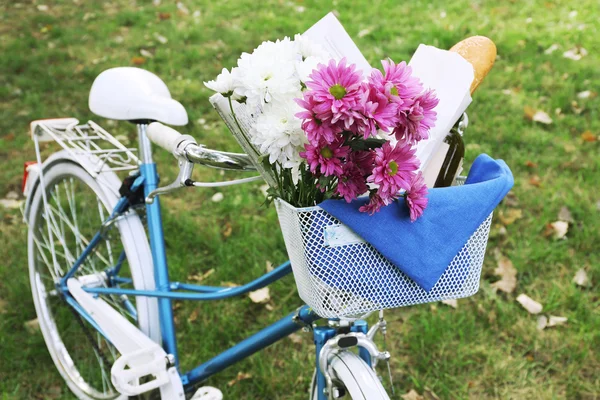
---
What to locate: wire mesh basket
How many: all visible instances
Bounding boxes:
[275,198,492,318]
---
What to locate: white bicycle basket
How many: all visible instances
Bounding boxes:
[275,199,492,318]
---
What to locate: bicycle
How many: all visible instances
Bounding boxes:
[24,67,493,399]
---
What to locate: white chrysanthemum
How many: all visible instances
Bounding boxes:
[204,68,236,94]
[295,56,324,83]
[232,37,308,109]
[294,34,329,60]
[253,37,298,63]
[250,98,307,182]
[235,57,300,109]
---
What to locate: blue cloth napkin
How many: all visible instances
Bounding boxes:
[319,154,514,292]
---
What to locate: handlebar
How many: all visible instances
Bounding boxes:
[147,122,256,172]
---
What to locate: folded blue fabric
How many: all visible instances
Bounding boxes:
[319,154,514,291]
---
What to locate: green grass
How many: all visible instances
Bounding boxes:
[1,0,599,399]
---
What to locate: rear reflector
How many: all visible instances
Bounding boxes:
[22,161,39,195]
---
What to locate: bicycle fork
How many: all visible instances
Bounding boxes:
[314,319,391,400]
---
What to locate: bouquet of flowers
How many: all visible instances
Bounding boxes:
[205,35,438,221]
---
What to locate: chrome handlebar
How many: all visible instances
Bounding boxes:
[144,122,259,203]
[183,143,256,172]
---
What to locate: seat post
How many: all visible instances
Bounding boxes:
[137,123,153,164]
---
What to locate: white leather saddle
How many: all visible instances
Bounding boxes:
[89,67,188,126]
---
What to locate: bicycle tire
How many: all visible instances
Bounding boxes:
[310,351,390,399]
[27,158,159,400]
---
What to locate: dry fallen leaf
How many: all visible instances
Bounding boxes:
[158,12,171,20]
[140,49,154,58]
[227,371,252,386]
[537,315,548,330]
[538,314,568,330]
[220,281,240,287]
[532,110,553,125]
[571,100,584,114]
[549,221,569,239]
[211,192,224,202]
[529,175,542,187]
[544,43,559,54]
[187,308,198,323]
[401,390,424,400]
[357,28,372,38]
[525,106,553,124]
[557,206,574,223]
[573,268,589,287]
[288,333,303,344]
[248,287,270,304]
[516,294,543,314]
[441,299,458,308]
[423,388,441,400]
[491,256,518,293]
[525,160,537,168]
[548,315,568,327]
[0,198,23,209]
[176,2,190,15]
[222,222,233,238]
[265,260,274,273]
[24,318,40,333]
[524,105,536,120]
[153,32,168,44]
[131,56,146,65]
[499,208,523,225]
[188,268,214,283]
[563,47,588,61]
[581,131,597,142]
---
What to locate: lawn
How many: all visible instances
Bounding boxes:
[0,0,599,399]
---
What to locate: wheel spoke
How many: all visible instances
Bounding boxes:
[29,169,143,399]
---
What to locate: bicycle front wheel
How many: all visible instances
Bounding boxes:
[310,351,390,399]
[27,159,159,400]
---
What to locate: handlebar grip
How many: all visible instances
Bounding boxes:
[147,122,186,154]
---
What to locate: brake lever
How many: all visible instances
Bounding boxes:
[145,155,194,204]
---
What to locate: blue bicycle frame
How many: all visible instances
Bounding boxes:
[60,124,370,399]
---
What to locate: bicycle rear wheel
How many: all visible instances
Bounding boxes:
[27,159,158,400]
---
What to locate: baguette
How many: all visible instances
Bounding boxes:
[449,36,497,94]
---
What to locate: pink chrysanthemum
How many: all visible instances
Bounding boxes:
[356,83,399,138]
[367,142,419,197]
[405,171,428,222]
[300,138,350,177]
[335,162,369,202]
[348,150,374,177]
[369,59,423,103]
[359,193,390,215]
[395,89,439,144]
[295,93,340,144]
[305,58,363,127]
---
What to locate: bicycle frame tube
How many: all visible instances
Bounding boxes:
[183,305,319,386]
[138,123,179,365]
[60,197,130,287]
[83,261,292,300]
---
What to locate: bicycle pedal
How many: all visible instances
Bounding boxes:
[111,347,170,396]
[190,386,223,400]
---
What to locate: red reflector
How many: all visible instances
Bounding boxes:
[22,161,38,194]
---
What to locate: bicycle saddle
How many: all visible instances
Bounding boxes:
[89,67,188,126]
